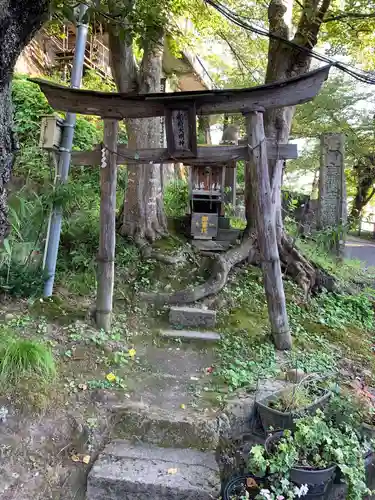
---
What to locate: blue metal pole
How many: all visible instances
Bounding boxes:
[43,4,88,297]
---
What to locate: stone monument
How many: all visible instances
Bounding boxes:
[318,133,347,256]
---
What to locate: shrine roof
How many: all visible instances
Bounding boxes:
[29,65,331,119]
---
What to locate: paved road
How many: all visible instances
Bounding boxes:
[345,236,375,268]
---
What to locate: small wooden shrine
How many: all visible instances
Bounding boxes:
[190,164,226,240]
[32,64,331,347]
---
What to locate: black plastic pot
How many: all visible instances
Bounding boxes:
[303,479,333,500]
[265,432,336,486]
[290,465,337,486]
[256,388,331,432]
[222,474,267,500]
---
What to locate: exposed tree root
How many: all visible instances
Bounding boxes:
[133,236,185,265]
[279,234,337,296]
[140,237,257,305]
[279,234,316,298]
[139,232,338,306]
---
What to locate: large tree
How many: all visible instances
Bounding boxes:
[107,0,194,244]
[0,0,50,244]
[290,76,375,220]
[109,22,167,244]
[145,0,375,299]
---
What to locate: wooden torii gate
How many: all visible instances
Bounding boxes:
[31,64,330,348]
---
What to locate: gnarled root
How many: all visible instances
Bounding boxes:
[140,237,257,305]
[278,234,337,297]
[139,232,337,306]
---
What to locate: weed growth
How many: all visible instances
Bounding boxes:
[164,180,189,217]
[0,338,56,385]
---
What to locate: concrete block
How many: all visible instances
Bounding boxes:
[160,329,221,342]
[87,440,221,500]
[169,306,216,328]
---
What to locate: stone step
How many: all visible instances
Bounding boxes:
[111,402,221,451]
[191,239,232,252]
[169,306,216,328]
[161,329,221,342]
[87,440,221,500]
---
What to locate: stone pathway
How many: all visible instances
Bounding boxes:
[86,309,224,500]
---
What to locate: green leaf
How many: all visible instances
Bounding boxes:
[3,239,11,256]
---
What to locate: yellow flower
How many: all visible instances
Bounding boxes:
[106,372,116,382]
[128,348,136,359]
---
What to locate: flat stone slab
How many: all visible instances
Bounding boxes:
[191,239,231,252]
[169,306,216,328]
[161,329,221,342]
[87,440,221,500]
[111,402,220,451]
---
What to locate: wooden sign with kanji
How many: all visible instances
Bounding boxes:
[165,103,197,158]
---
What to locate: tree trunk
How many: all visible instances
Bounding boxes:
[109,22,167,243]
[349,157,375,223]
[0,0,49,244]
[198,116,212,145]
[244,0,332,295]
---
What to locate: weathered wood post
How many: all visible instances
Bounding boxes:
[96,119,119,331]
[318,133,346,257]
[245,109,292,350]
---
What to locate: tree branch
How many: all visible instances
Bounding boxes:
[292,0,332,49]
[323,11,375,23]
[364,186,375,205]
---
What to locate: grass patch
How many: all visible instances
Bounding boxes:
[0,337,56,385]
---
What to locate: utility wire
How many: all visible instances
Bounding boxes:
[204,0,375,85]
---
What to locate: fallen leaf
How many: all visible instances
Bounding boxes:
[82,455,91,464]
[247,477,258,488]
[167,468,178,475]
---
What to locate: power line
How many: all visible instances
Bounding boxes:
[204,0,375,85]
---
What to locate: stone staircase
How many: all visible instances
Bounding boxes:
[86,306,224,499]
[161,305,221,342]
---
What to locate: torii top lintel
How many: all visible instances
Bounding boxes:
[29,65,331,120]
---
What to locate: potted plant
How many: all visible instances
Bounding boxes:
[222,474,268,500]
[323,388,375,485]
[255,378,331,432]
[248,411,371,500]
[326,383,375,441]
[221,473,310,500]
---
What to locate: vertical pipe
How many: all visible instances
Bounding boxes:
[43,4,89,297]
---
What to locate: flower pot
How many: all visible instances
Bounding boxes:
[303,479,333,500]
[290,465,337,486]
[256,388,331,432]
[222,474,267,500]
[265,432,336,486]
